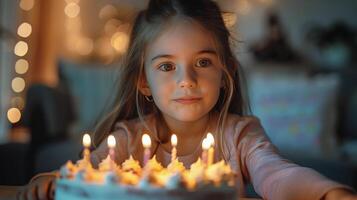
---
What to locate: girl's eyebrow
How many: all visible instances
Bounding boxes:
[150,49,217,62]
[151,54,173,62]
[197,49,217,55]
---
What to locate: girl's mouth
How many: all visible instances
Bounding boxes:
[174,97,202,104]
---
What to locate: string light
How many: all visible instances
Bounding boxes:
[65,2,80,18]
[11,77,26,93]
[17,22,32,38]
[10,0,34,126]
[15,59,29,74]
[7,108,22,124]
[19,0,34,11]
[14,41,29,57]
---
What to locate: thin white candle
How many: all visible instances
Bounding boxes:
[82,133,91,165]
[171,134,177,162]
[107,135,116,170]
[201,138,210,165]
[206,133,215,166]
[142,134,151,166]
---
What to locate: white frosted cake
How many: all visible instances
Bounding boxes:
[55,155,238,200]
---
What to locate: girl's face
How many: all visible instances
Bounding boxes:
[140,20,223,123]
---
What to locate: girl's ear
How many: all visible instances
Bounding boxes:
[138,75,152,96]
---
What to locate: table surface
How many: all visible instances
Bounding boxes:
[0,185,262,200]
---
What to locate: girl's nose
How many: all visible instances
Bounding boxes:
[178,66,197,89]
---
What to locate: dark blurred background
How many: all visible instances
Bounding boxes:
[0,0,356,194]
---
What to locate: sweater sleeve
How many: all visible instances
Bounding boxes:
[90,122,130,168]
[236,117,353,200]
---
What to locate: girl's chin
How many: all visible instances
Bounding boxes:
[164,111,209,122]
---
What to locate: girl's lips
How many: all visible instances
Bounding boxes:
[174,97,202,104]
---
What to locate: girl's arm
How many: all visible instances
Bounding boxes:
[18,171,58,200]
[323,189,356,200]
[235,117,355,200]
[90,123,130,167]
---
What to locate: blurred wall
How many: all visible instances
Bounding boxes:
[235,0,357,62]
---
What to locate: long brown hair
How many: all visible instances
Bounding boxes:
[93,0,250,161]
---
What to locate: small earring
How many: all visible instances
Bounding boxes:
[145,95,154,102]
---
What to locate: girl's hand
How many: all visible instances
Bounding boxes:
[18,173,58,200]
[323,189,357,200]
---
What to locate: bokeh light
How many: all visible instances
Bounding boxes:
[15,59,29,74]
[12,77,26,93]
[65,2,80,18]
[14,41,29,57]
[17,22,32,38]
[19,0,34,11]
[7,108,21,124]
[110,32,129,53]
[99,4,118,20]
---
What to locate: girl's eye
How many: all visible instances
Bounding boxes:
[158,63,175,71]
[196,58,212,67]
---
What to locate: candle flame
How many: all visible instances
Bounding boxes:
[83,133,91,147]
[142,134,151,148]
[171,134,177,147]
[107,135,116,148]
[207,132,214,147]
[202,138,210,150]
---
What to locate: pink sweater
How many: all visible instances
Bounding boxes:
[91,113,350,200]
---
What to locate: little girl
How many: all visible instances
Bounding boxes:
[20,0,356,199]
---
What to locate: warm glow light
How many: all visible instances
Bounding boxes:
[15,59,29,74]
[82,133,91,148]
[142,134,151,148]
[12,77,26,93]
[65,2,80,18]
[75,37,94,55]
[206,133,215,147]
[7,108,21,123]
[11,97,25,110]
[17,22,32,38]
[110,32,129,53]
[202,138,210,150]
[171,134,177,147]
[107,135,116,148]
[99,4,118,20]
[14,41,28,57]
[20,0,34,11]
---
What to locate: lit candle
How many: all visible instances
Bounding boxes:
[207,133,215,166]
[201,138,210,165]
[142,134,151,166]
[82,133,91,165]
[171,134,177,162]
[107,135,116,170]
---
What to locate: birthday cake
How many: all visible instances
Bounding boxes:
[55,134,238,200]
